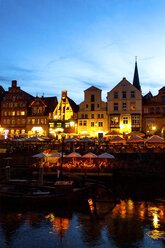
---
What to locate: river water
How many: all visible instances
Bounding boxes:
[0,198,165,248]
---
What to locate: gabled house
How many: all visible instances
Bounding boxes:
[49,91,79,138]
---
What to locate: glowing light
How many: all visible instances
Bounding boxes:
[4,129,9,139]
[152,126,156,130]
[55,128,64,132]
[54,115,57,119]
[32,127,43,132]
[88,198,95,213]
[81,131,87,134]
[70,121,75,127]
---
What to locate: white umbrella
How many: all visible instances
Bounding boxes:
[48,152,66,157]
[98,152,115,159]
[67,152,82,158]
[146,135,165,143]
[127,135,144,142]
[64,138,77,143]
[80,137,92,142]
[83,152,98,158]
[32,152,49,158]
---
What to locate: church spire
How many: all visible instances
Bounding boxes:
[133,57,141,91]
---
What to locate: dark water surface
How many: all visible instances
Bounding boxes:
[0,198,165,248]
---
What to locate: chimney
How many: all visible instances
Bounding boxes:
[12,80,17,87]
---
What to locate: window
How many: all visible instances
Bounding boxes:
[114,103,118,111]
[156,107,160,114]
[114,92,118,99]
[150,107,154,114]
[97,104,99,108]
[4,112,7,116]
[91,122,94,127]
[98,122,103,127]
[132,116,140,125]
[49,122,54,127]
[11,119,15,124]
[98,114,100,118]
[85,114,88,119]
[91,95,95,102]
[65,123,69,128]
[57,122,62,127]
[130,102,135,111]
[122,102,126,111]
[122,91,126,99]
[79,121,82,126]
[17,119,20,124]
[21,111,25,116]
[32,119,35,125]
[12,111,15,116]
[91,114,94,118]
[123,117,128,124]
[163,108,165,114]
[83,121,87,126]
[91,104,95,111]
[111,116,119,125]
[101,114,104,118]
[3,119,6,124]
[131,91,135,98]
[81,114,84,119]
[162,96,165,105]
[86,104,88,108]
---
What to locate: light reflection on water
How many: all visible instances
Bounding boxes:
[0,200,165,248]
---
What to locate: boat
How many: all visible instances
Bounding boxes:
[0,179,91,207]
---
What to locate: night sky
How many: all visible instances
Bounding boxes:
[0,0,165,103]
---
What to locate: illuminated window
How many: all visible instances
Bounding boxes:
[130,102,135,111]
[11,119,15,124]
[3,119,6,124]
[114,92,118,99]
[41,119,44,124]
[12,111,15,116]
[122,91,126,99]
[49,123,54,127]
[4,112,7,116]
[32,119,35,124]
[131,91,135,98]
[114,103,118,111]
[57,122,62,127]
[91,122,94,127]
[122,103,126,111]
[17,119,20,124]
[65,123,69,128]
[132,116,140,125]
[22,119,25,124]
[21,111,25,115]
[98,122,103,127]
[123,117,128,124]
[111,116,119,125]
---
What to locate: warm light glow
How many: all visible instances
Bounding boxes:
[70,121,75,127]
[0,128,4,133]
[55,128,64,133]
[152,126,156,130]
[54,115,57,119]
[81,131,87,134]
[88,198,95,213]
[32,127,43,132]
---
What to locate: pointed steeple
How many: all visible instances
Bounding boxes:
[133,57,141,91]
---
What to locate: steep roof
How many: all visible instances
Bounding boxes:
[84,86,101,92]
[133,60,141,91]
[67,97,79,112]
[42,96,58,113]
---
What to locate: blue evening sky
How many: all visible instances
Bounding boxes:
[0,0,165,103]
